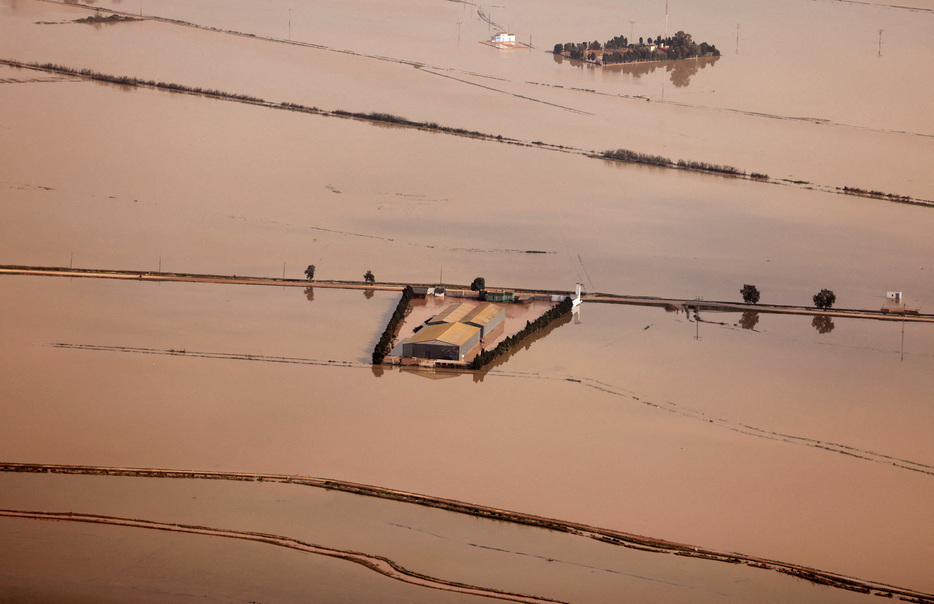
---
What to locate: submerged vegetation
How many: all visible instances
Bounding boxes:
[5,60,929,209]
[23,62,263,102]
[554,30,719,65]
[840,186,912,203]
[75,13,140,25]
[600,148,748,177]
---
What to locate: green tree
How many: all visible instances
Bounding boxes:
[470,277,486,291]
[740,284,760,305]
[553,43,563,54]
[304,264,315,280]
[364,270,375,283]
[813,289,836,309]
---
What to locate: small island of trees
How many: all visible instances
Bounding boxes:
[553,30,719,65]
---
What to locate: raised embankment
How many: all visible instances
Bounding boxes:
[3,265,932,323]
[2,462,932,602]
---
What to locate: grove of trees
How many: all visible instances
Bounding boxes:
[553,30,719,65]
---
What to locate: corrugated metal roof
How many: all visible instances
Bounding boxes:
[463,302,504,326]
[429,302,476,325]
[406,322,480,346]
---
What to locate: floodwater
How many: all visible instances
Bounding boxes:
[0,471,888,603]
[1,0,933,601]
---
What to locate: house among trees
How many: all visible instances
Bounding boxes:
[553,30,718,66]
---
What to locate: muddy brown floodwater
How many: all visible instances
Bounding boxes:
[1,0,933,601]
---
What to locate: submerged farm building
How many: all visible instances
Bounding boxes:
[401,322,480,361]
[428,302,505,338]
[404,302,506,360]
[462,303,506,337]
[428,302,476,325]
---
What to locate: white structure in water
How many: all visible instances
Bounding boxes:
[551,283,584,307]
[491,32,516,43]
[887,291,902,302]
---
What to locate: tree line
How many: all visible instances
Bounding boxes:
[472,297,574,370]
[372,286,414,364]
[600,148,750,178]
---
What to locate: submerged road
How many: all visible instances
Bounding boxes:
[3,265,933,323]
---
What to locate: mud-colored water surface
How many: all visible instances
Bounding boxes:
[2,0,933,600]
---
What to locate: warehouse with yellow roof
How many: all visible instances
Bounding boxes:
[403,302,506,360]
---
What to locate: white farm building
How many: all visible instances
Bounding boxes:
[491,32,516,43]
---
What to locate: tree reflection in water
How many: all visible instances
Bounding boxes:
[304,287,314,302]
[738,311,760,330]
[574,55,720,88]
[812,315,835,334]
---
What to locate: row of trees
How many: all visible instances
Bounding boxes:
[372,286,414,364]
[741,284,837,310]
[472,297,574,370]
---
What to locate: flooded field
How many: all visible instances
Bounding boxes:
[1,0,933,601]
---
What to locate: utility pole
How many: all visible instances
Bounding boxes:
[665,0,669,41]
[736,23,740,54]
[878,29,883,57]
[288,8,291,41]
[629,20,635,44]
